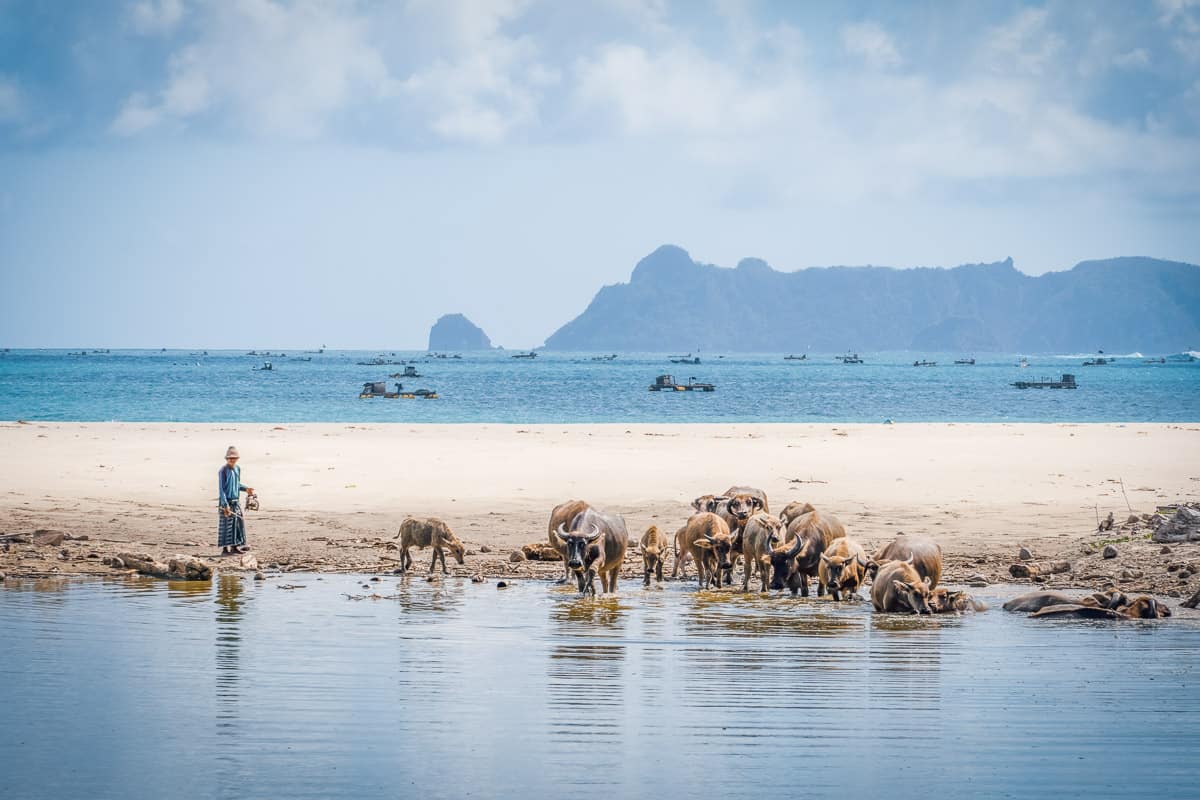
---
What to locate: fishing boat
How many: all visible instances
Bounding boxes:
[1143,357,1166,364]
[590,354,618,362]
[954,357,975,365]
[359,381,439,399]
[1082,358,1110,366]
[1012,374,1077,389]
[512,351,538,359]
[837,353,863,364]
[649,374,714,392]
[670,353,701,365]
[913,360,937,367]
[1016,357,1029,368]
[254,361,273,371]
[784,354,807,361]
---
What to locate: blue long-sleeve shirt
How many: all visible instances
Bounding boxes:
[218,464,242,509]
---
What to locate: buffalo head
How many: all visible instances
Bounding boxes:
[554,523,603,571]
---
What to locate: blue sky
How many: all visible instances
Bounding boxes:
[1,0,1198,348]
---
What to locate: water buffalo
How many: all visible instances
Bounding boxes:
[552,507,629,596]
[929,587,987,614]
[1006,589,1171,619]
[777,501,815,529]
[394,517,466,574]
[741,513,783,593]
[871,559,934,614]
[871,534,942,588]
[769,508,845,597]
[818,537,869,601]
[640,525,669,587]
[671,524,691,579]
[548,499,591,584]
[678,512,735,590]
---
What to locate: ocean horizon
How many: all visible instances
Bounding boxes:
[1,348,1197,424]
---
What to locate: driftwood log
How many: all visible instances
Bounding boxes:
[1152,505,1200,544]
[115,552,213,581]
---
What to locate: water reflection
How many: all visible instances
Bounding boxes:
[214,575,246,793]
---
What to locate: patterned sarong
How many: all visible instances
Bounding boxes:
[218,501,246,548]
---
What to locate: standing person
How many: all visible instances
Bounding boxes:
[218,446,255,556]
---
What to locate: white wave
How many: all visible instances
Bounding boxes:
[1053,352,1143,359]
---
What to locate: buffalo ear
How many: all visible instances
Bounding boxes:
[923,575,933,588]
[819,552,831,564]
[693,539,713,550]
[893,580,912,594]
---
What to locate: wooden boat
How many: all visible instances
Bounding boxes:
[784,354,807,361]
[254,361,273,371]
[913,360,937,367]
[670,353,700,365]
[649,374,714,392]
[590,354,618,361]
[954,358,975,365]
[1012,374,1077,389]
[512,351,538,359]
[360,382,438,399]
[1082,358,1110,366]
[837,353,863,364]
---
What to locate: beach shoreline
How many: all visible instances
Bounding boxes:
[2,421,1198,594]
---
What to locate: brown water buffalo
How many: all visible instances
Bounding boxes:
[741,513,783,593]
[548,499,591,584]
[552,506,629,596]
[929,588,987,614]
[871,534,942,588]
[671,524,691,579]
[394,517,466,574]
[769,509,845,597]
[640,525,669,587]
[871,559,934,614]
[777,501,815,529]
[818,537,869,601]
[678,512,735,590]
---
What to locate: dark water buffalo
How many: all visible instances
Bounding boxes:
[871,534,942,588]
[871,559,934,614]
[1006,590,1172,619]
[777,501,815,529]
[548,499,590,583]
[552,506,629,596]
[769,508,845,597]
[741,513,783,593]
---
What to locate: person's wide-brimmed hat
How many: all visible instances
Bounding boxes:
[225,446,240,459]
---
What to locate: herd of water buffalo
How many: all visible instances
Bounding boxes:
[394,485,1174,620]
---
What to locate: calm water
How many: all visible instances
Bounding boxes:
[1,575,1197,799]
[0,349,1198,422]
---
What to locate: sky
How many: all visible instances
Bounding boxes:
[1,0,1198,349]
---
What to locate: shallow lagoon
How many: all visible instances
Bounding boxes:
[1,575,1198,799]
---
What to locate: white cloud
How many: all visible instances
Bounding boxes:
[398,1,556,144]
[1112,47,1151,69]
[129,0,186,36]
[0,75,22,123]
[112,0,390,138]
[980,8,1063,76]
[841,21,902,70]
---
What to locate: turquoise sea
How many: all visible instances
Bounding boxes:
[0,349,1197,422]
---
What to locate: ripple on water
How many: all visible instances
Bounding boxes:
[1,575,1198,799]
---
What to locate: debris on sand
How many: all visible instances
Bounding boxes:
[113,552,212,581]
[1151,504,1200,544]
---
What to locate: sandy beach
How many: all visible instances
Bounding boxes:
[2,421,1198,593]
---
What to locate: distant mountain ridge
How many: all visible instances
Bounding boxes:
[542,246,1200,353]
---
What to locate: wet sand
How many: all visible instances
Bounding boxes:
[1,421,1198,594]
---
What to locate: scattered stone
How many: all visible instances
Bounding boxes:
[967,574,989,587]
[238,553,259,571]
[1184,586,1200,609]
[392,568,405,575]
[509,550,527,563]
[1168,562,1183,572]
[370,576,381,582]
[1120,569,1144,580]
[1127,514,1140,525]
[1018,547,1033,561]
[1161,546,1172,554]
[1046,561,1072,574]
[0,571,5,581]
[254,571,265,581]
[32,530,67,547]
[496,580,512,589]
[1181,571,1194,581]
[1009,563,1038,579]
[105,556,125,569]
[471,575,485,583]
[480,544,492,553]
[1102,545,1119,559]
[1081,546,1096,556]
[425,575,437,583]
